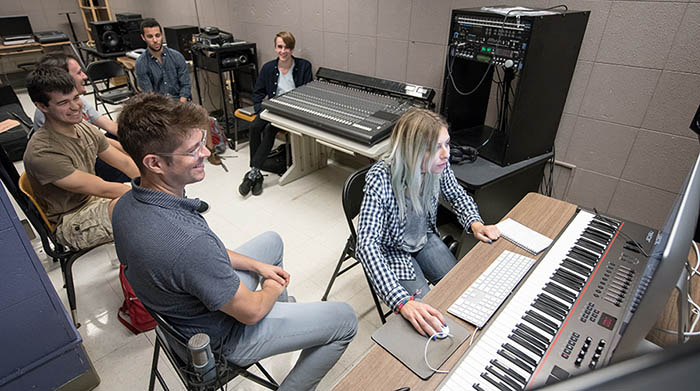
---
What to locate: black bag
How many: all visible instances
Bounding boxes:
[0,85,32,161]
[261,143,288,176]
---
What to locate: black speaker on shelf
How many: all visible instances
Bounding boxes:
[118,17,146,50]
[90,21,125,53]
[164,25,199,61]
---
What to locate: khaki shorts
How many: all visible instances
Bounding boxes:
[55,196,113,250]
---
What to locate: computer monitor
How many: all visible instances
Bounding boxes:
[0,15,33,39]
[605,151,700,362]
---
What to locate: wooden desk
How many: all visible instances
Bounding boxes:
[260,109,390,185]
[336,193,576,390]
[0,41,70,74]
[335,193,700,390]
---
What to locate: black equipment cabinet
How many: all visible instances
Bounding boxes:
[441,7,589,166]
[164,25,199,61]
[439,152,552,258]
[192,42,258,149]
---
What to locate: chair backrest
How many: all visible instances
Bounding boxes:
[0,145,67,259]
[86,59,126,81]
[342,166,371,239]
[18,173,53,230]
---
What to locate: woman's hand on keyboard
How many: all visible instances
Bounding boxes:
[400,301,446,337]
[471,222,501,243]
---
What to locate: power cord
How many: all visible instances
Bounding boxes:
[593,208,650,258]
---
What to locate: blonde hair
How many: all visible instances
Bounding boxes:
[275,31,296,50]
[385,108,448,219]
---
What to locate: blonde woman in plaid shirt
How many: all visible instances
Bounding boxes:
[356,109,500,336]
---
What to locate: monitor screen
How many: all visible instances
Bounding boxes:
[0,16,33,39]
[609,151,700,362]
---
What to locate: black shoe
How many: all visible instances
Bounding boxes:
[252,175,264,196]
[239,172,254,196]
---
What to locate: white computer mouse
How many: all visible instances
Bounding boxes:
[435,324,450,339]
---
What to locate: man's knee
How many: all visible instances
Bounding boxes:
[260,231,284,261]
[332,302,358,341]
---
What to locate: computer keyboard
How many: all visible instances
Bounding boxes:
[448,250,536,328]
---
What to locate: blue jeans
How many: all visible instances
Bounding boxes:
[224,232,358,391]
[399,232,458,299]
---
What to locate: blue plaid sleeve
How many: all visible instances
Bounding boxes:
[441,162,483,232]
[356,166,411,311]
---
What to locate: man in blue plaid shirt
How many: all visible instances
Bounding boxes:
[356,109,500,337]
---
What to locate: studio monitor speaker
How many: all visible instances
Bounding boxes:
[90,21,125,54]
[164,25,199,61]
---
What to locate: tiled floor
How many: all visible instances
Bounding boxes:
[11,90,389,390]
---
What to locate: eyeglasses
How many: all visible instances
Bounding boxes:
[154,129,207,158]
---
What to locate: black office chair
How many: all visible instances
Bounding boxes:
[146,308,278,391]
[0,145,102,328]
[85,59,137,119]
[321,166,392,323]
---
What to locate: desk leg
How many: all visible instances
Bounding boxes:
[279,133,329,186]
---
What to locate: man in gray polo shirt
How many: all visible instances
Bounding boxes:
[112,92,357,390]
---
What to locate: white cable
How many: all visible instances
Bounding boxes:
[690,241,699,278]
[424,327,480,374]
[424,333,451,374]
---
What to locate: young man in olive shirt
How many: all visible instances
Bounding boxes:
[23,66,138,250]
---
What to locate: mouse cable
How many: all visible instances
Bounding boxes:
[424,327,481,374]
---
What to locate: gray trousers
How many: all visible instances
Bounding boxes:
[225,231,358,390]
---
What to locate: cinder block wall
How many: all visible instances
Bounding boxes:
[5,0,698,228]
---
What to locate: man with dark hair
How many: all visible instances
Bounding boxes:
[23,66,139,251]
[32,53,129,183]
[239,31,313,197]
[135,18,191,102]
[113,92,357,391]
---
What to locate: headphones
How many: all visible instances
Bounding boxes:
[450,143,478,164]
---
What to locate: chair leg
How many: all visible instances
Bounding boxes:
[148,338,162,391]
[362,267,389,324]
[62,254,81,328]
[322,240,352,301]
[239,362,278,390]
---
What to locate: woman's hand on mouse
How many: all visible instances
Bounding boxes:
[471,222,501,243]
[399,300,446,337]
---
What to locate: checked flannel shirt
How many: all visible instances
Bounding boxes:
[356,161,483,311]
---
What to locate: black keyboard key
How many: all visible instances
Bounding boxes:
[498,348,534,374]
[473,383,487,391]
[584,227,611,242]
[509,332,545,356]
[523,314,556,336]
[491,359,527,385]
[578,237,605,253]
[517,323,550,345]
[556,268,585,287]
[590,220,616,234]
[503,342,537,367]
[481,371,513,391]
[514,327,547,351]
[570,247,598,263]
[562,259,591,277]
[487,365,523,391]
[538,294,570,316]
[544,282,576,303]
[552,272,581,292]
[533,300,565,321]
[527,309,559,330]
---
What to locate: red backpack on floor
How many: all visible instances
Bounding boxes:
[117,265,157,334]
